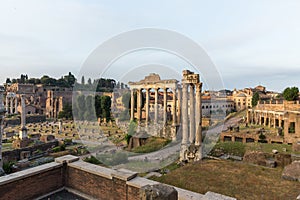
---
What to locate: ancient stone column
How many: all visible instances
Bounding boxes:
[189,84,195,144]
[5,96,8,114]
[137,89,142,123]
[145,88,149,126]
[10,98,13,114]
[163,88,167,125]
[246,110,250,124]
[195,83,202,146]
[279,117,282,127]
[21,96,26,129]
[180,83,189,162]
[130,89,135,121]
[177,87,182,124]
[19,95,27,139]
[182,83,189,145]
[154,88,158,124]
[172,88,177,126]
[14,97,18,114]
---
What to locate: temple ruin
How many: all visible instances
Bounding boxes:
[128,70,203,161]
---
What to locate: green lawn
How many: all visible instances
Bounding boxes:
[151,159,300,200]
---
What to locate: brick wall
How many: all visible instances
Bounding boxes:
[2,141,58,162]
[0,162,63,200]
[66,167,113,199]
[0,155,207,200]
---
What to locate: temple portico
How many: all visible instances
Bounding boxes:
[128,74,179,139]
[128,70,203,162]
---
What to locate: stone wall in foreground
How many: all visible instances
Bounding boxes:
[0,155,235,200]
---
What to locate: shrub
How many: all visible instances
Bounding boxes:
[3,161,15,174]
[210,142,246,157]
[84,156,102,165]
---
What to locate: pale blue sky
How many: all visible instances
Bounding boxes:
[0,0,300,91]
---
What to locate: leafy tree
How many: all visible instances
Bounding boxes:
[76,94,86,120]
[5,78,11,84]
[122,92,131,109]
[283,87,299,101]
[58,103,73,119]
[94,95,111,120]
[84,95,96,121]
[95,95,102,118]
[64,72,76,87]
[41,75,57,86]
[87,78,92,85]
[100,96,111,120]
[56,77,69,87]
[81,76,85,85]
[252,92,260,107]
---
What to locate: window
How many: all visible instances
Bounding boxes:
[289,122,296,134]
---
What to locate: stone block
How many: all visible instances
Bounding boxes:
[140,184,178,200]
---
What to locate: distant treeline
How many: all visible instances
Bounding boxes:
[5,73,128,92]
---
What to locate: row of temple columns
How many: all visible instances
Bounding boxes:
[130,87,179,126]
[5,94,18,115]
[248,110,284,128]
[181,83,202,146]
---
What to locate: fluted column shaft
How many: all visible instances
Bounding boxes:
[154,88,158,124]
[137,89,142,123]
[130,89,135,121]
[189,84,195,144]
[163,88,167,125]
[21,96,26,129]
[145,89,149,126]
[177,87,182,124]
[10,98,13,114]
[172,88,177,126]
[195,83,202,146]
[182,83,189,144]
[15,98,18,114]
[5,96,8,114]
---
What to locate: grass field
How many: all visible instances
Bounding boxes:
[151,159,300,200]
[131,137,171,153]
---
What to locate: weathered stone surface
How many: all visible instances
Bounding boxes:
[243,151,270,166]
[282,161,300,182]
[140,184,178,200]
[204,192,236,200]
[244,151,291,168]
